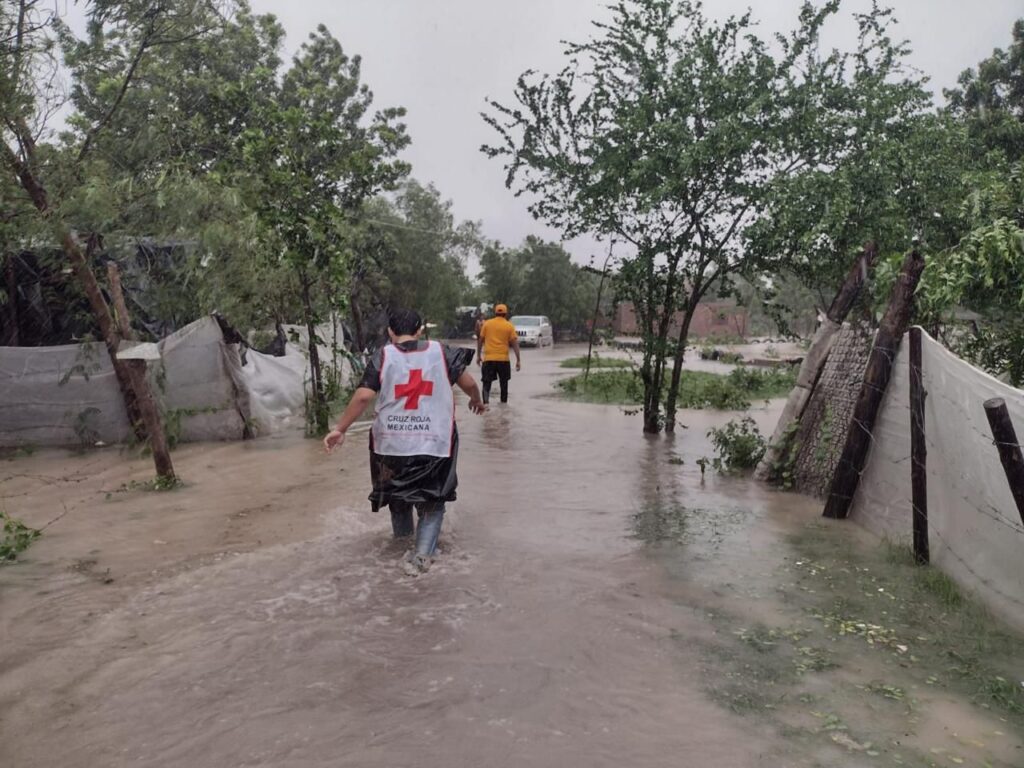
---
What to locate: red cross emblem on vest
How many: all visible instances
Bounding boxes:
[395,369,434,410]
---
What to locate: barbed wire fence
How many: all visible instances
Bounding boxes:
[825,327,1024,618]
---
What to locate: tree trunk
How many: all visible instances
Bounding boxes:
[584,250,614,383]
[3,138,172,478]
[643,328,673,434]
[823,250,924,519]
[665,303,697,434]
[644,349,664,434]
[642,257,683,435]
[105,260,177,474]
[635,277,661,435]
[756,243,879,481]
[104,261,174,480]
[124,354,176,480]
[106,260,151,443]
[71,235,146,439]
[62,235,168,472]
[300,270,327,433]
[666,275,710,434]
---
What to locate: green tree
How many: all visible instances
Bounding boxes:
[2,0,250,481]
[484,0,916,433]
[237,25,410,432]
[867,162,1024,385]
[54,2,287,337]
[60,2,283,174]
[355,179,480,339]
[516,237,597,334]
[937,20,1024,384]
[748,112,969,297]
[479,242,527,311]
[859,18,1024,385]
[478,238,600,335]
[945,18,1024,163]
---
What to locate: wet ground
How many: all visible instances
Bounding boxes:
[1,344,1021,767]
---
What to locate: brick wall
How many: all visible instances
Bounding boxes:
[613,301,748,339]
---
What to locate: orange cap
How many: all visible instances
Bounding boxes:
[495,304,508,315]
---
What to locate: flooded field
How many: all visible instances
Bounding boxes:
[1,344,1021,767]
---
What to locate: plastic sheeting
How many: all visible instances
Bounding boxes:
[851,328,1024,631]
[240,344,309,433]
[0,341,133,447]
[241,319,354,433]
[0,315,326,448]
[156,317,250,442]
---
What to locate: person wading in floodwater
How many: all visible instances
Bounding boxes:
[324,309,486,576]
[477,303,521,404]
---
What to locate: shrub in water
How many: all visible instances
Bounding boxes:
[725,366,795,397]
[1,512,40,562]
[707,417,767,472]
[556,366,793,410]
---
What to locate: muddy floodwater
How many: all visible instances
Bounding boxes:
[2,344,1022,767]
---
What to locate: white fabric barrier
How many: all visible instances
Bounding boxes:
[0,315,326,447]
[851,329,1024,631]
[0,341,133,447]
[241,345,309,433]
[242,319,352,434]
[156,317,250,442]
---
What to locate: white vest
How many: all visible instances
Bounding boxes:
[372,341,455,457]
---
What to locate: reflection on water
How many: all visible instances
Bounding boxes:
[631,500,690,544]
[630,502,754,550]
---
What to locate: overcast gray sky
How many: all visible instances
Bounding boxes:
[239,0,1020,263]
[60,1,1021,263]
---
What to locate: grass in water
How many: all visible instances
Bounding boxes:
[792,527,1024,719]
[882,539,964,608]
[685,524,1024,766]
[559,354,635,369]
[556,366,795,409]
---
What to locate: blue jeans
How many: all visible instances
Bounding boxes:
[390,501,445,557]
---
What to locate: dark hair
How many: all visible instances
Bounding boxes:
[388,308,423,336]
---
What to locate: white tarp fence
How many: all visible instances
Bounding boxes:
[851,328,1024,631]
[0,340,134,447]
[0,315,342,448]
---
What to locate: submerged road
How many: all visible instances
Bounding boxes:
[6,344,1017,766]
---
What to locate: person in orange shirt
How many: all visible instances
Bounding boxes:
[476,304,521,404]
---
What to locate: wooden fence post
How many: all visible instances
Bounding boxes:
[983,398,1024,525]
[909,327,928,563]
[823,250,925,519]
